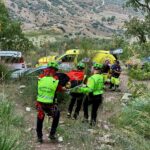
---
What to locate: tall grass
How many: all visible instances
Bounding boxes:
[111,93,150,150]
[0,63,10,80]
[0,99,30,150]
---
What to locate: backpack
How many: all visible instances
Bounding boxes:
[55,72,70,86]
[66,70,85,88]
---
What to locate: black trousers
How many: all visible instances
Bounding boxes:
[83,94,103,122]
[36,102,60,139]
[68,93,84,116]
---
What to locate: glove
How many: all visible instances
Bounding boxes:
[70,86,81,93]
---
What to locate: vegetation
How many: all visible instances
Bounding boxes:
[128,63,150,80]
[0,99,30,149]
[0,63,10,80]
[43,37,125,54]
[0,2,33,52]
[125,0,150,43]
[101,16,116,23]
[111,92,150,150]
[0,0,150,149]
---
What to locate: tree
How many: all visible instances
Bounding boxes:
[124,17,148,43]
[125,0,150,43]
[0,2,33,52]
[101,17,106,22]
[126,0,150,14]
[110,16,116,22]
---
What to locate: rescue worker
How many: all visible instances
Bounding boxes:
[110,60,122,91]
[36,61,60,143]
[102,59,111,84]
[66,62,86,119]
[71,63,104,126]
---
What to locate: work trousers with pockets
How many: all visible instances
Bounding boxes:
[36,102,60,139]
[83,94,103,123]
[68,93,84,116]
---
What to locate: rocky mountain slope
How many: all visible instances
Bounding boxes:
[5,0,133,37]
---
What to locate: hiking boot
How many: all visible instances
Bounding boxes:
[37,137,43,143]
[90,121,96,126]
[49,134,57,140]
[67,112,71,118]
[73,113,78,120]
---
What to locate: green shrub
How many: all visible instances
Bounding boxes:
[128,67,150,80]
[111,93,150,149]
[128,79,148,97]
[143,63,150,72]
[112,129,150,150]
[0,63,10,80]
[20,77,38,106]
[112,95,150,138]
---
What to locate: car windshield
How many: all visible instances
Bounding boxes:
[26,66,47,75]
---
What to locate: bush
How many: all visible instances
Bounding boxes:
[20,77,38,106]
[128,64,150,80]
[117,97,150,137]
[111,93,150,149]
[0,63,10,80]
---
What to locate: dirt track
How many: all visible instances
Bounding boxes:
[28,72,129,150]
[0,71,135,150]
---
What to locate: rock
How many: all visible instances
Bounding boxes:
[87,129,98,134]
[121,93,132,100]
[19,91,23,94]
[58,144,63,148]
[26,127,33,132]
[19,85,26,89]
[96,134,115,146]
[26,107,31,112]
[103,124,110,131]
[58,136,63,142]
[18,85,26,94]
[59,121,65,124]
[98,120,111,130]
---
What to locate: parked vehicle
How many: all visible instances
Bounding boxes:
[37,55,58,67]
[141,56,150,64]
[11,63,76,79]
[10,68,31,79]
[37,49,116,67]
[0,51,27,70]
[25,66,47,77]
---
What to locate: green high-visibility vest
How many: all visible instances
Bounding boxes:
[79,74,104,95]
[88,74,104,95]
[37,76,59,103]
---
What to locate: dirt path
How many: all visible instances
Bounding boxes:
[25,109,61,150]
[99,72,128,121]
[0,71,130,150]
[26,72,129,150]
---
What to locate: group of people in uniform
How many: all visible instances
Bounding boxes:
[35,60,121,143]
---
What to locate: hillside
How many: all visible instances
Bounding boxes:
[5,0,133,37]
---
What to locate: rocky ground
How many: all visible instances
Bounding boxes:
[2,70,148,149]
[22,72,128,150]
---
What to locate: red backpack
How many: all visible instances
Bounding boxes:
[67,70,84,81]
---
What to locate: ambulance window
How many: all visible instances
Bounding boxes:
[61,55,75,62]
